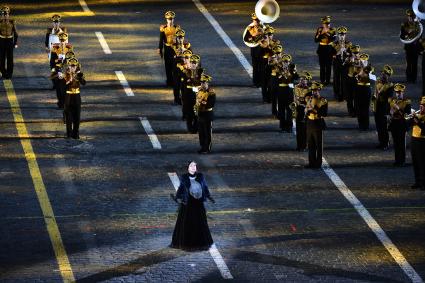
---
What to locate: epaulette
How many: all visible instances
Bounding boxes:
[160,24,166,32]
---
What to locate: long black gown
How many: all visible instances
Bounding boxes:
[171,194,213,251]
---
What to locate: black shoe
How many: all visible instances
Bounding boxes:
[198,149,208,154]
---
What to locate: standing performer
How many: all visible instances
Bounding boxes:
[409,97,425,190]
[305,81,328,168]
[343,44,361,117]
[314,16,335,85]
[400,9,421,83]
[0,6,18,79]
[170,161,215,251]
[50,32,73,69]
[45,14,67,58]
[158,11,180,87]
[269,44,283,117]
[277,53,298,132]
[372,65,394,150]
[64,58,86,139]
[181,54,203,133]
[293,71,312,151]
[195,74,216,154]
[259,25,280,103]
[330,26,351,101]
[172,29,191,105]
[355,53,373,130]
[388,83,411,166]
[244,13,263,87]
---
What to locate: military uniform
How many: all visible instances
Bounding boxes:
[195,74,216,154]
[305,82,328,168]
[50,32,73,68]
[158,11,180,87]
[343,44,361,116]
[355,53,373,130]
[244,13,262,87]
[293,71,312,151]
[330,26,351,101]
[171,29,191,105]
[372,65,394,149]
[64,58,86,139]
[259,26,280,103]
[388,83,411,166]
[314,16,336,85]
[269,44,283,117]
[400,9,420,83]
[409,97,425,190]
[277,53,298,132]
[0,6,18,79]
[45,14,67,57]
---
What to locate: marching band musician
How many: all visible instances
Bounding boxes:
[269,44,283,117]
[372,65,394,150]
[388,83,411,166]
[259,25,280,103]
[400,9,420,83]
[293,71,312,151]
[45,14,67,58]
[158,11,180,87]
[343,44,361,117]
[277,53,298,133]
[64,57,86,139]
[314,16,336,86]
[172,29,191,105]
[195,74,216,154]
[176,50,193,113]
[0,5,18,79]
[409,96,425,190]
[181,54,203,133]
[330,26,351,101]
[355,53,373,130]
[305,81,328,168]
[244,13,263,87]
[50,32,73,69]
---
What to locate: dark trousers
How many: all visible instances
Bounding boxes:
[390,121,407,165]
[251,46,261,87]
[307,119,323,168]
[422,56,425,96]
[343,76,356,116]
[55,79,66,109]
[172,68,182,104]
[198,112,213,151]
[277,86,293,132]
[182,88,197,133]
[355,85,371,130]
[317,45,332,84]
[411,137,425,186]
[164,45,174,86]
[296,120,307,150]
[374,112,389,147]
[259,58,270,102]
[333,59,344,101]
[269,75,278,116]
[64,94,81,138]
[405,45,418,83]
[0,38,14,78]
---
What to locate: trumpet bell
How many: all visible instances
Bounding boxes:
[243,25,261,47]
[255,0,280,24]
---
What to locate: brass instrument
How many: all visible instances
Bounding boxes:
[243,24,265,48]
[400,12,423,44]
[194,88,209,115]
[413,0,425,20]
[405,109,420,119]
[289,102,297,119]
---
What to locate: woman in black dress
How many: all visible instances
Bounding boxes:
[171,161,215,250]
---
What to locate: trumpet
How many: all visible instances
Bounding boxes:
[289,101,297,119]
[405,109,421,119]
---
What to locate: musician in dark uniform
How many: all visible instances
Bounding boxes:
[64,58,86,139]
[400,9,420,83]
[277,53,298,132]
[50,32,73,69]
[259,25,280,103]
[45,14,67,55]
[0,6,18,79]
[293,71,312,151]
[158,11,180,87]
[355,53,373,130]
[181,54,203,133]
[314,16,335,85]
[372,65,394,150]
[305,81,328,168]
[409,96,425,190]
[388,83,411,166]
[269,44,283,117]
[172,29,191,105]
[244,13,262,87]
[343,44,361,117]
[195,74,216,154]
[330,26,351,101]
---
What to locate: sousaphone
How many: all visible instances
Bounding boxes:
[400,0,424,44]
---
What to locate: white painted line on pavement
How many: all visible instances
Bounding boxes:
[321,159,423,283]
[115,71,134,96]
[194,2,424,282]
[139,117,161,149]
[192,0,253,78]
[78,0,93,14]
[95,32,112,54]
[167,172,233,280]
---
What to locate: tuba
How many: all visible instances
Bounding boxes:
[400,0,424,43]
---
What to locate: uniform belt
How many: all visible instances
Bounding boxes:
[165,43,173,47]
[319,42,330,46]
[279,83,289,87]
[0,35,13,38]
[357,82,370,86]
[200,108,213,112]
[66,90,80,94]
[307,113,320,120]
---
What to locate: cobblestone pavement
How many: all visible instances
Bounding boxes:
[0,0,424,282]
